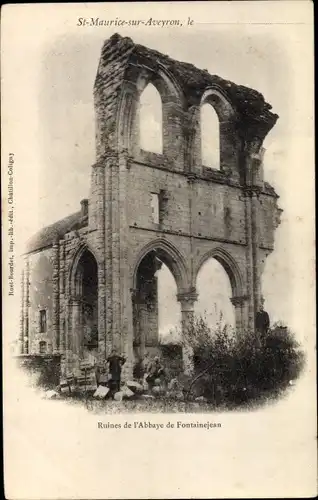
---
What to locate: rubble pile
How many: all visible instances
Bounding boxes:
[54,361,207,404]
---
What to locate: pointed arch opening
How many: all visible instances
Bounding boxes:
[133,250,182,351]
[157,262,182,345]
[139,83,163,154]
[72,248,99,356]
[132,246,184,375]
[195,257,236,332]
[201,103,220,169]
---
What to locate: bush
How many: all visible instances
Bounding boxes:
[181,315,305,407]
[16,354,61,390]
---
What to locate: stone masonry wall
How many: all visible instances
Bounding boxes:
[22,34,282,382]
[28,249,54,354]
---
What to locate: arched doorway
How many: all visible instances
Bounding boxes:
[195,257,236,333]
[132,249,182,371]
[72,248,99,360]
[158,263,181,345]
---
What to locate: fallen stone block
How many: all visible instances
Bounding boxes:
[122,386,135,398]
[73,368,83,379]
[80,361,95,370]
[76,373,98,392]
[114,391,124,402]
[93,385,110,399]
[62,386,72,395]
[45,390,60,399]
[126,380,143,393]
[59,378,72,394]
[60,385,71,395]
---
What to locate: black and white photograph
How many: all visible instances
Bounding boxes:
[2,2,316,499]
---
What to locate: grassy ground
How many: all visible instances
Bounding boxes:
[53,391,227,413]
[50,388,290,413]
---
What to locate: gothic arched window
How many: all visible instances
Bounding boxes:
[201,103,220,169]
[139,83,163,154]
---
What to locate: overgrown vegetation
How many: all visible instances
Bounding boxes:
[23,313,305,412]
[16,354,61,390]
[178,314,306,407]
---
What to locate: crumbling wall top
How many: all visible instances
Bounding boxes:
[95,33,278,142]
[25,211,88,254]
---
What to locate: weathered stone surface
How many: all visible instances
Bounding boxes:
[126,380,144,393]
[122,386,135,398]
[114,391,124,401]
[93,385,110,399]
[142,379,149,392]
[21,33,281,386]
[59,380,72,394]
[26,211,88,254]
[45,390,60,399]
[98,373,109,385]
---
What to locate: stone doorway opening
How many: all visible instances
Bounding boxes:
[195,257,235,333]
[132,249,182,375]
[73,249,99,361]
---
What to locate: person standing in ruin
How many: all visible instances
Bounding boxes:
[255,300,270,345]
[106,349,126,393]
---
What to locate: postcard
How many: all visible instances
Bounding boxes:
[2,2,316,499]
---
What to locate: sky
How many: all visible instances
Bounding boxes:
[2,4,315,344]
